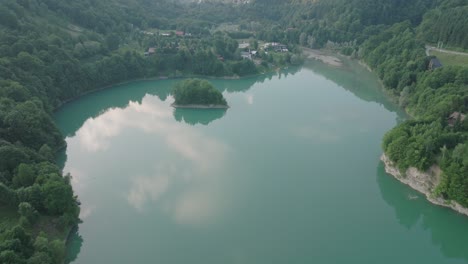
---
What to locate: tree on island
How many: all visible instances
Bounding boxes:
[171,79,228,107]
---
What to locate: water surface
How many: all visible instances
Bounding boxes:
[56,59,468,264]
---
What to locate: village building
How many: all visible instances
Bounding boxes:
[447,112,466,126]
[264,42,288,52]
[145,47,156,56]
[241,51,252,60]
[429,57,442,70]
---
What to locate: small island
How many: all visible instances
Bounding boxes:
[171,79,229,109]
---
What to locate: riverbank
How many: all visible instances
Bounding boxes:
[171,103,229,109]
[381,153,468,216]
[302,48,343,67]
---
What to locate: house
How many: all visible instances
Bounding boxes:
[447,112,466,126]
[241,51,252,60]
[274,44,288,52]
[264,42,288,52]
[263,42,280,49]
[429,58,442,70]
[160,32,171,36]
[176,31,184,37]
[146,47,156,56]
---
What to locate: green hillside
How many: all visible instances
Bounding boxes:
[0,0,467,262]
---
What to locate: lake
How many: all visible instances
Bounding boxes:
[55,59,468,264]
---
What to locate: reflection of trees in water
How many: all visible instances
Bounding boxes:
[56,81,173,137]
[56,68,302,166]
[377,163,468,261]
[65,226,83,264]
[56,68,302,137]
[304,59,404,118]
[171,67,301,125]
[213,66,302,94]
[173,108,227,126]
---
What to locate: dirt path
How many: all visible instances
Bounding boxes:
[426,45,468,56]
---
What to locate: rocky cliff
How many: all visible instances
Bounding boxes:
[381,153,468,216]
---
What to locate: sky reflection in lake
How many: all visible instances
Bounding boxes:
[65,94,230,226]
[58,61,468,264]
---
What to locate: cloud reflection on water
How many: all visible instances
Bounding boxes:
[69,94,230,226]
[127,174,170,211]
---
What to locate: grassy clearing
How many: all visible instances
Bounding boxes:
[429,50,468,67]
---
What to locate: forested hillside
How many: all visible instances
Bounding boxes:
[418,1,468,49]
[0,0,467,262]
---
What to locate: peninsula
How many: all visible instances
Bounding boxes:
[171,79,229,109]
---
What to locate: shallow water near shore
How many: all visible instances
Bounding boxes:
[55,59,468,264]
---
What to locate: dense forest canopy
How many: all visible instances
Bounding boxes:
[0,0,467,262]
[418,4,468,49]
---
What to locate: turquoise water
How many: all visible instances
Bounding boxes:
[55,60,468,264]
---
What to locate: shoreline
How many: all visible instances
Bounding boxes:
[302,47,343,67]
[380,153,468,216]
[53,75,235,112]
[171,103,229,109]
[53,70,281,113]
[357,60,373,72]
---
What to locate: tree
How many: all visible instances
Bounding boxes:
[18,202,39,225]
[0,7,19,29]
[13,164,36,188]
[2,225,33,258]
[249,38,259,50]
[0,250,25,264]
[49,240,65,264]
[27,252,52,264]
[0,145,30,173]
[41,179,74,215]
[38,145,54,161]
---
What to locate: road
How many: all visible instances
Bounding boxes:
[426,45,468,56]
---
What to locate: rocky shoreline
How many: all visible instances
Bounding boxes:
[381,153,468,216]
[302,48,343,67]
